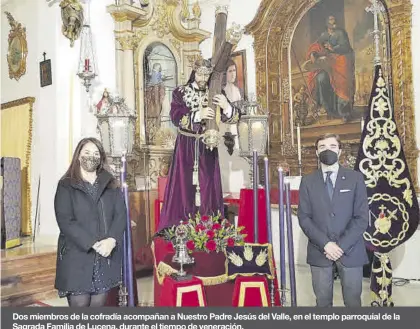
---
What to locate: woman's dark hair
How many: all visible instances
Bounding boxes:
[61,137,108,182]
[222,59,238,87]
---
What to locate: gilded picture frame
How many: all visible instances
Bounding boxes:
[5,12,28,81]
[246,0,418,191]
[230,50,248,100]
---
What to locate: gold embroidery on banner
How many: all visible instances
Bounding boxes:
[371,253,393,305]
[373,204,395,236]
[243,245,253,262]
[227,251,243,267]
[364,193,409,248]
[255,249,268,267]
[359,69,413,207]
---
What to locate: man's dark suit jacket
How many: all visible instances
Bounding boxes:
[297,166,369,267]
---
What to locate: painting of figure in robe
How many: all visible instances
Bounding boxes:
[290,0,390,130]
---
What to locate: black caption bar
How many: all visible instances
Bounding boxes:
[2,307,414,329]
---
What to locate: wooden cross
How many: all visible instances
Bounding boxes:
[203,6,242,147]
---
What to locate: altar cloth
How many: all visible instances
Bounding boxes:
[152,237,281,307]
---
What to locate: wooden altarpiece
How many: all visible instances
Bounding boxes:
[246,0,418,192]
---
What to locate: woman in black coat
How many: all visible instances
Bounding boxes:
[54,137,127,307]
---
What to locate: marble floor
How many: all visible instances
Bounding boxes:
[40,264,420,307]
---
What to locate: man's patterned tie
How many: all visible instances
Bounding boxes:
[325,171,334,200]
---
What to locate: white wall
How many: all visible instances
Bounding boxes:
[1,0,116,243]
[1,0,420,245]
[1,0,61,241]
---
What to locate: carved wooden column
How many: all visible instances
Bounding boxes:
[108,4,148,110]
[118,33,137,110]
[115,36,124,96]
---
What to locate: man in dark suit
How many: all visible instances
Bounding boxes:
[298,133,369,307]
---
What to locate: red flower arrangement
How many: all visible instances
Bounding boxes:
[164,212,247,253]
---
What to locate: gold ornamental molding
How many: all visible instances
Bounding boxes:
[109,0,211,147]
[107,3,150,24]
[245,0,418,192]
[108,1,210,43]
[164,2,210,43]
[1,96,35,110]
[115,30,148,51]
[5,12,28,81]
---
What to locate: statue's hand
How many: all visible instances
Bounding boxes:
[200,107,215,120]
[213,94,229,111]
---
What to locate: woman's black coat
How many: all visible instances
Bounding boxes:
[54,170,127,293]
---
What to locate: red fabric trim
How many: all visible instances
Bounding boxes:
[232,276,270,307]
[159,276,206,307]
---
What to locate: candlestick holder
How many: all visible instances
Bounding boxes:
[118,283,128,306]
[244,157,263,187]
[278,287,289,306]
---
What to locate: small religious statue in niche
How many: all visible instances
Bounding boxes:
[60,0,84,47]
[5,11,28,81]
[143,42,177,148]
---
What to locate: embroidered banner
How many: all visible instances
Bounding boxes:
[354,64,420,306]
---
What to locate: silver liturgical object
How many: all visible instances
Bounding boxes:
[172,221,194,280]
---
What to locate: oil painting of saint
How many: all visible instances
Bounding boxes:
[290,0,390,132]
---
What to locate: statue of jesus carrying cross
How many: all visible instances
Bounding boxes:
[157,6,244,232]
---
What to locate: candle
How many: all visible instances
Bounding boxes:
[278,167,286,304]
[121,155,135,307]
[285,181,297,306]
[120,159,128,290]
[264,157,272,244]
[84,58,90,72]
[124,181,135,307]
[361,116,365,132]
[253,150,258,243]
[297,125,302,164]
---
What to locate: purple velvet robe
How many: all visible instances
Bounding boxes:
[157,84,241,231]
